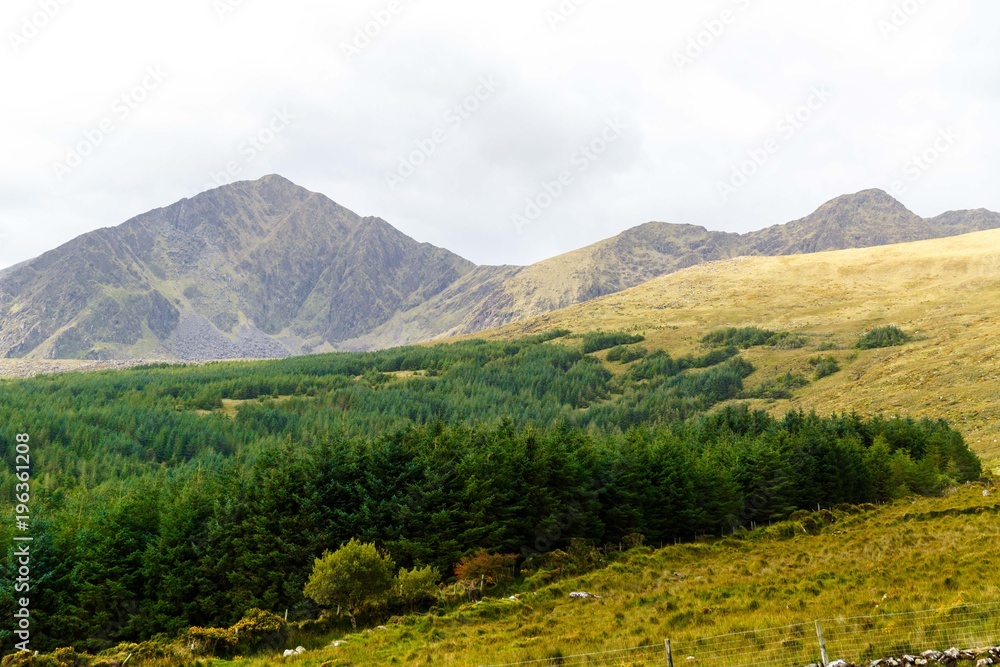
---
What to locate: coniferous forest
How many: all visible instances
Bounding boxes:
[0,332,981,652]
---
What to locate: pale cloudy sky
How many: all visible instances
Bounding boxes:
[1,0,997,270]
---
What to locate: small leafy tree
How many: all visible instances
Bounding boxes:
[303,539,395,628]
[395,565,441,610]
[454,549,519,589]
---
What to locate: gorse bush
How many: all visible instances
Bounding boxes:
[229,609,287,653]
[856,325,911,349]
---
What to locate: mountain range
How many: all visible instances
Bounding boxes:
[2,175,999,361]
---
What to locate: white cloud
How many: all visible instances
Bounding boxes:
[1,0,998,269]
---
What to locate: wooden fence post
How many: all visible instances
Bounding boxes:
[815,620,829,667]
[666,639,674,667]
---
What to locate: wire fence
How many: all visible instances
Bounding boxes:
[480,602,1000,667]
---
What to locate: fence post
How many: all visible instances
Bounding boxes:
[815,620,829,667]
[666,639,674,667]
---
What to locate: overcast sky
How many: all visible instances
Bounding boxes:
[1,0,997,269]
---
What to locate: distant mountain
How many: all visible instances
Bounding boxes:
[2,178,999,360]
[0,176,474,360]
[348,190,1000,349]
[744,189,1000,255]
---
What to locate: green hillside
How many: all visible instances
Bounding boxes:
[0,331,985,662]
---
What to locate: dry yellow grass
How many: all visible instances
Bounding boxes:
[472,229,1000,467]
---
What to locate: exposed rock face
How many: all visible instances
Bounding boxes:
[0,175,475,359]
[3,178,999,360]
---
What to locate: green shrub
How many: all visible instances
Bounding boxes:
[581,332,645,354]
[628,350,682,380]
[703,327,775,348]
[743,373,810,400]
[395,565,441,608]
[771,333,808,350]
[525,329,572,344]
[606,345,647,363]
[809,355,841,379]
[702,327,806,350]
[856,325,911,350]
[627,347,739,382]
[605,345,626,362]
[693,346,740,367]
[562,538,602,575]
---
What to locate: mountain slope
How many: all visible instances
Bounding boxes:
[744,188,1000,254]
[0,175,476,360]
[340,223,745,349]
[4,178,1000,360]
[475,227,1000,464]
[361,190,1000,347]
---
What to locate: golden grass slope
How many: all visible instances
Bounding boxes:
[478,228,1000,464]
